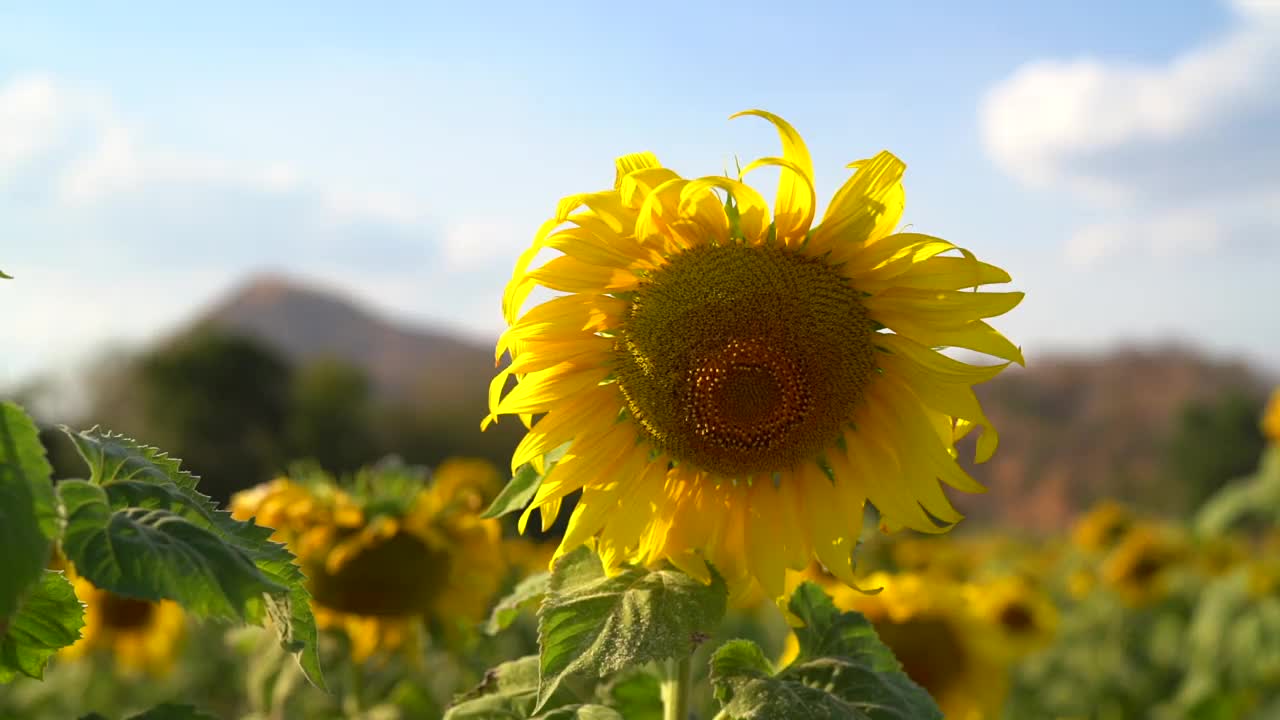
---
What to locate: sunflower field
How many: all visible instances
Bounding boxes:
[3,111,1280,720]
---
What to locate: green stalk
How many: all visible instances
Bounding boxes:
[661,655,692,720]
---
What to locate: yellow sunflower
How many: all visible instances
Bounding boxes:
[1099,522,1188,607]
[1070,500,1133,555]
[1263,388,1280,444]
[781,573,1011,720]
[59,576,186,676]
[231,459,506,662]
[964,576,1058,660]
[485,111,1022,599]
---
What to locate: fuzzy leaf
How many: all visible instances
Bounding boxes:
[0,571,85,682]
[486,571,550,635]
[58,479,282,619]
[535,546,727,711]
[709,583,942,720]
[62,428,325,688]
[445,655,572,719]
[0,402,55,624]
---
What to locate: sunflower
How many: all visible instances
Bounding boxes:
[1070,500,1133,555]
[1099,523,1188,607]
[59,576,186,676]
[231,459,506,662]
[485,111,1022,599]
[781,573,1011,719]
[964,576,1058,660]
[1263,388,1280,444]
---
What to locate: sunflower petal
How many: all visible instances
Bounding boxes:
[732,110,816,247]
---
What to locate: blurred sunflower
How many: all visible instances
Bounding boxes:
[231,458,505,662]
[1070,500,1133,555]
[964,576,1058,660]
[485,110,1022,599]
[1100,523,1188,607]
[59,576,185,676]
[782,573,1011,719]
[1263,388,1280,444]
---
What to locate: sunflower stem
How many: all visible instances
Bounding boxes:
[661,655,692,720]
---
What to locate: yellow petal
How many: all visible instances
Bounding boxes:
[859,254,1013,294]
[874,315,1026,365]
[510,386,620,472]
[525,255,641,294]
[681,176,770,246]
[732,110,816,247]
[808,151,906,257]
[488,362,608,423]
[497,294,626,363]
[615,152,663,188]
[865,288,1024,326]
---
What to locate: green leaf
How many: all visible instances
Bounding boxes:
[532,706,624,720]
[0,269,11,279]
[0,402,55,623]
[445,655,570,719]
[77,705,219,720]
[0,570,85,682]
[58,479,283,618]
[62,428,325,688]
[597,670,663,720]
[483,443,569,519]
[535,546,727,712]
[486,571,550,635]
[708,583,942,720]
[126,704,220,720]
[709,640,774,702]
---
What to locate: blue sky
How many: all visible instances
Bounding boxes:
[3,0,1278,389]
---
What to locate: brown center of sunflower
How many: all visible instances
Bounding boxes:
[308,530,450,617]
[875,617,969,700]
[614,242,876,476]
[998,603,1036,633]
[100,594,155,630]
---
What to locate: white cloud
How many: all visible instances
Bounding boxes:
[980,0,1280,263]
[440,219,531,269]
[0,75,62,178]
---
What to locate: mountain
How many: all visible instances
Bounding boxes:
[198,274,487,398]
[955,346,1272,530]
[196,274,1274,531]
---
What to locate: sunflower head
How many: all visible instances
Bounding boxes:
[59,576,185,676]
[780,572,1011,719]
[232,458,506,658]
[486,111,1022,599]
[964,576,1058,659]
[1263,388,1280,444]
[1071,500,1133,555]
[1100,523,1188,607]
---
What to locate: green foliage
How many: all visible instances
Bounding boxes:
[709,582,942,720]
[0,269,11,279]
[79,704,219,720]
[487,571,550,635]
[0,571,85,682]
[595,671,663,720]
[0,402,56,623]
[445,653,625,720]
[1166,390,1266,511]
[1197,446,1280,535]
[483,443,570,520]
[286,359,378,474]
[58,480,281,617]
[128,329,294,503]
[60,428,325,688]
[535,546,728,711]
